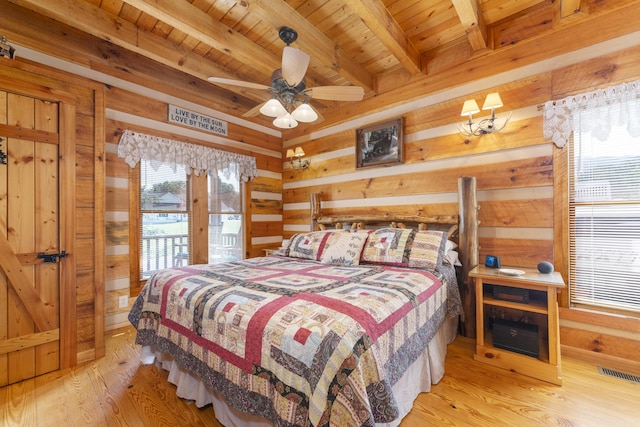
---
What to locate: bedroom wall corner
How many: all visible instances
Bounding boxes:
[103,86,285,330]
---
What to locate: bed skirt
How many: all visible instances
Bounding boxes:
[140,316,458,427]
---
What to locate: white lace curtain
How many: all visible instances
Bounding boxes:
[543,79,640,147]
[117,130,257,182]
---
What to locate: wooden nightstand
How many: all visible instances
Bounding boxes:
[469,265,565,385]
[263,248,279,256]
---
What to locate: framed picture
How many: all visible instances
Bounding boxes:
[356,117,403,169]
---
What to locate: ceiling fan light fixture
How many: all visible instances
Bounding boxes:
[208,26,363,129]
[273,113,298,129]
[291,103,318,123]
[260,99,287,117]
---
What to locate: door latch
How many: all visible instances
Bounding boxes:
[38,250,68,263]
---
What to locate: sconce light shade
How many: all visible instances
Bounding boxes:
[460,99,480,117]
[286,146,310,170]
[482,92,503,110]
[260,99,288,118]
[291,103,318,123]
[458,92,510,137]
[273,113,298,129]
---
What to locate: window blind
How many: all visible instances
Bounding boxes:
[569,127,640,313]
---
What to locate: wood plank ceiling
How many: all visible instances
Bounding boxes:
[4,0,637,133]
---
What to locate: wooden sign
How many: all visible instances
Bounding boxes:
[168,105,228,136]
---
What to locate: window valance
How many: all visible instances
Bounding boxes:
[117,130,257,182]
[543,79,640,148]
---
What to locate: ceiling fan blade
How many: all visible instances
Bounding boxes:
[282,46,310,87]
[306,86,365,101]
[242,102,267,118]
[208,77,271,91]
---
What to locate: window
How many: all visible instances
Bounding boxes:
[208,167,243,263]
[569,126,640,314]
[139,159,189,278]
[136,161,247,281]
[119,130,257,292]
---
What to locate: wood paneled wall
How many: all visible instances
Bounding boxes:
[1,17,638,372]
[280,43,640,370]
[103,87,284,328]
[281,80,555,268]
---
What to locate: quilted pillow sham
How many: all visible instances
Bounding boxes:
[362,227,416,266]
[288,230,343,261]
[320,231,369,266]
[408,230,448,271]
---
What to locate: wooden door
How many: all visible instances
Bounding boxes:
[0,90,62,385]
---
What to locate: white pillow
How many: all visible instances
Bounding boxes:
[444,249,462,266]
[320,232,368,266]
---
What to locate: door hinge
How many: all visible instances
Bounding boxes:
[37,250,68,263]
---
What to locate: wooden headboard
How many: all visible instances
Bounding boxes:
[307,177,479,338]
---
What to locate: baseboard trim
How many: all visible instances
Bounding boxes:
[561,345,640,376]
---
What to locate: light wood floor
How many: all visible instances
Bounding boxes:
[1,326,638,426]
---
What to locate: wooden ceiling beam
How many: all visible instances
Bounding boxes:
[8,0,268,104]
[0,0,260,116]
[120,0,335,110]
[451,0,488,51]
[230,0,374,93]
[120,0,282,76]
[342,0,423,75]
[291,0,640,136]
[560,0,586,18]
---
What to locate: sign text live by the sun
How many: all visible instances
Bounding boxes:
[168,105,228,136]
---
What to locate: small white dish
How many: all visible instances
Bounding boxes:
[498,268,525,276]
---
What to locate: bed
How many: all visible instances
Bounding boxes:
[128,180,478,427]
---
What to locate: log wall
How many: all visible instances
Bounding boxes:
[0,6,638,371]
[103,87,284,327]
[281,43,640,369]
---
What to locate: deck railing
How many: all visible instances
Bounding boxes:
[141,231,241,278]
[141,233,188,276]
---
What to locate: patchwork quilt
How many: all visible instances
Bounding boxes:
[129,256,462,427]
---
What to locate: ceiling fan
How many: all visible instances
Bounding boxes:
[208,27,364,129]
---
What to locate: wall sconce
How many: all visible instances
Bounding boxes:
[0,36,16,60]
[458,92,511,136]
[286,146,310,170]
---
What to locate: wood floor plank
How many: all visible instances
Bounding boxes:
[404,337,640,426]
[1,326,639,426]
[4,378,36,426]
[102,328,218,427]
[33,370,71,425]
[91,331,146,426]
[86,362,131,427]
[64,366,110,426]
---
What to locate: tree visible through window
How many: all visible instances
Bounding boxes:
[569,125,640,313]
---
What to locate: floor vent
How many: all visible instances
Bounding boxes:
[598,366,640,384]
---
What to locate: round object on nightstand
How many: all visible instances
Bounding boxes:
[537,261,554,274]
